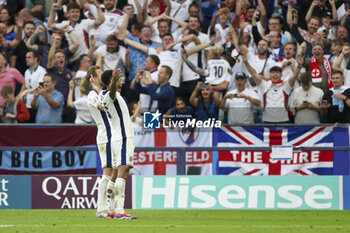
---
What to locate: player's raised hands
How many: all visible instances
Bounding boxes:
[113,69,122,81]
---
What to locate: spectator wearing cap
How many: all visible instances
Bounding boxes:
[243,52,304,123]
[220,72,260,125]
[293,72,323,124]
[316,11,337,41]
[302,41,333,94]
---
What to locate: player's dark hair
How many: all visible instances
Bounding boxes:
[101,70,113,87]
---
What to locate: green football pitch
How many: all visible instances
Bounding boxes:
[0,209,349,233]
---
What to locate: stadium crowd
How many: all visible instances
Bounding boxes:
[0,0,350,125]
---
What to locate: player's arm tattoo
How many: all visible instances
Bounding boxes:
[182,55,205,76]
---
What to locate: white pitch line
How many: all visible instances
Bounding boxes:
[1,224,350,229]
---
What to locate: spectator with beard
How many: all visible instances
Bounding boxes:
[14,21,35,75]
[239,37,280,82]
[287,3,321,43]
[336,26,350,44]
[281,42,298,80]
[94,34,127,74]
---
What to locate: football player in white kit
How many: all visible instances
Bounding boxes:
[181,46,232,92]
[83,66,114,218]
[92,69,137,219]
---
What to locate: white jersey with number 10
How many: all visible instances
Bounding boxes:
[204,59,231,85]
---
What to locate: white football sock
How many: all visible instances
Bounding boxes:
[97,175,110,212]
[114,178,126,214]
[106,181,115,213]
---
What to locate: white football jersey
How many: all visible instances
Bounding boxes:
[99,90,134,142]
[205,59,232,85]
[87,90,111,144]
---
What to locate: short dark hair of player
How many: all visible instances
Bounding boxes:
[101,70,113,87]
[161,65,173,79]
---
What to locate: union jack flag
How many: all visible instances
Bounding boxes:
[214,126,334,176]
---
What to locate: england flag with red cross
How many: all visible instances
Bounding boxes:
[214,126,334,175]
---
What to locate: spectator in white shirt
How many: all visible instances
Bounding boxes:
[293,72,323,124]
[94,34,127,73]
[47,2,105,68]
[22,50,46,122]
[220,72,261,125]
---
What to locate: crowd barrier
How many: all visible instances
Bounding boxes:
[0,124,349,175]
[0,125,350,210]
